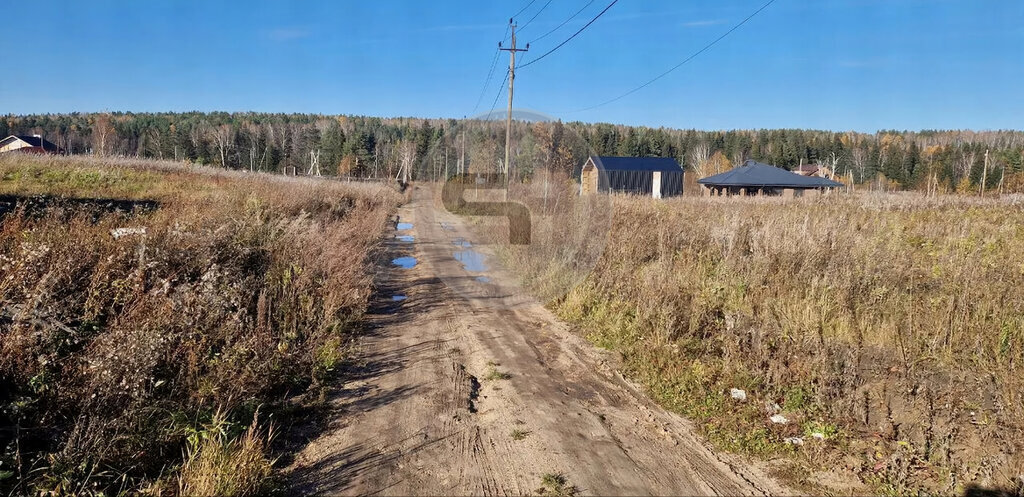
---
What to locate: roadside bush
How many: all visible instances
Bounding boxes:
[0,155,400,494]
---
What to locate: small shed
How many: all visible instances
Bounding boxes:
[0,135,62,154]
[580,156,684,198]
[698,160,843,197]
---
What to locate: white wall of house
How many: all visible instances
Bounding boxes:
[0,138,31,153]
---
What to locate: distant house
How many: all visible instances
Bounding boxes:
[792,162,835,179]
[698,160,843,197]
[0,135,62,155]
[580,156,684,198]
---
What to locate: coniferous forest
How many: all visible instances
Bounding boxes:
[4,112,1024,193]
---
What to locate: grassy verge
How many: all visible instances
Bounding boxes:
[502,190,1024,495]
[0,154,400,495]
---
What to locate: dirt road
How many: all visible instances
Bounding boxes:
[287,187,792,496]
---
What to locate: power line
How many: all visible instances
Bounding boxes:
[511,0,538,21]
[518,0,618,70]
[528,0,597,45]
[504,0,538,41]
[487,69,510,120]
[518,0,554,31]
[472,23,511,115]
[574,0,777,112]
[471,49,501,115]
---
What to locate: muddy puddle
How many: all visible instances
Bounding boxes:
[396,222,413,230]
[391,256,417,269]
[450,236,488,272]
[454,249,488,272]
[391,295,408,302]
[396,234,414,242]
[475,276,491,283]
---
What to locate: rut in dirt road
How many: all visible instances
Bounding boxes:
[286,186,793,496]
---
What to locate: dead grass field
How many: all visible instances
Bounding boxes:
[502,189,1024,495]
[0,154,400,495]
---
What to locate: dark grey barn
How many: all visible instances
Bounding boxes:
[580,156,684,198]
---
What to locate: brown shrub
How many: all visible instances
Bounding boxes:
[0,154,400,494]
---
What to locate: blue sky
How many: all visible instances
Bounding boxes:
[1,0,1021,132]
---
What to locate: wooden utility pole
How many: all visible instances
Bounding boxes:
[980,149,989,197]
[460,130,466,175]
[499,19,528,186]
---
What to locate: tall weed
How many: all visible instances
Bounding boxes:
[538,192,1024,493]
[0,154,400,494]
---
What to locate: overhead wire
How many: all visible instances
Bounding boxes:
[486,69,511,120]
[503,0,538,41]
[471,47,503,112]
[518,0,554,31]
[572,0,778,112]
[471,23,511,115]
[517,0,618,70]
[511,0,538,20]
[528,0,597,45]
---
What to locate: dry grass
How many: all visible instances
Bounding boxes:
[501,190,1024,494]
[511,429,531,441]
[536,472,577,497]
[0,154,400,494]
[178,413,272,497]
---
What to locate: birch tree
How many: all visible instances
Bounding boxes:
[851,147,867,183]
[92,114,113,156]
[211,124,236,168]
[688,142,710,178]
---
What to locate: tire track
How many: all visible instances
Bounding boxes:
[287,186,793,496]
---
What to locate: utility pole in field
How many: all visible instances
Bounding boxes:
[980,149,989,197]
[998,162,1006,197]
[459,130,465,175]
[499,19,528,186]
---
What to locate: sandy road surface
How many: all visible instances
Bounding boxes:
[287,186,793,496]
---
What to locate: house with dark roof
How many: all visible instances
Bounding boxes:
[698,160,843,197]
[580,156,684,198]
[0,135,63,155]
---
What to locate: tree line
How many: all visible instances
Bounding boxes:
[4,112,1023,193]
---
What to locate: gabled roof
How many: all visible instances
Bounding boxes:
[588,155,683,173]
[698,160,843,188]
[1,135,60,152]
